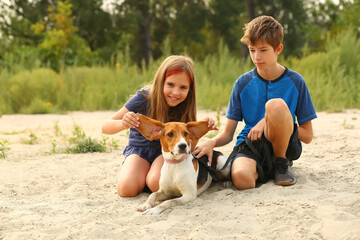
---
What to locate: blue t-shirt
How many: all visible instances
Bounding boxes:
[226,68,317,146]
[124,89,161,148]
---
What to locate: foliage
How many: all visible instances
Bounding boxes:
[48,122,118,154]
[0,0,48,45]
[0,138,10,159]
[7,68,59,113]
[1,0,332,67]
[196,41,252,110]
[302,0,360,53]
[65,122,105,153]
[1,28,360,114]
[65,137,106,153]
[0,62,148,113]
[21,131,38,145]
[292,27,360,111]
[32,0,97,71]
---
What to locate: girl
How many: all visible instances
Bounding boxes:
[102,55,216,197]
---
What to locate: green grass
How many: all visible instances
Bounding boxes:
[0,138,10,159]
[43,122,119,154]
[0,28,359,114]
[290,28,360,111]
[21,131,38,145]
[65,137,106,153]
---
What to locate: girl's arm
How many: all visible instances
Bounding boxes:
[298,121,314,144]
[102,107,140,135]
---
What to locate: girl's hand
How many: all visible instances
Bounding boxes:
[247,118,265,141]
[202,117,219,131]
[122,111,140,128]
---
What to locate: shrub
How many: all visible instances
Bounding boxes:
[8,68,59,113]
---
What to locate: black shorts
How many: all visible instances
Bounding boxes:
[229,124,302,184]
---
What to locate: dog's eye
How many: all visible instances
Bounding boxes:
[184,132,188,137]
[167,132,174,138]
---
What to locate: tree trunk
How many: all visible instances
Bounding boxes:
[242,0,257,60]
[137,0,152,68]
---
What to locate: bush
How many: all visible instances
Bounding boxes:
[8,68,59,113]
[65,137,105,153]
[1,30,359,114]
[292,28,360,111]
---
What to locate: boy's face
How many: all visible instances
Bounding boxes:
[248,40,283,71]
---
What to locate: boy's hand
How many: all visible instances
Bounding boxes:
[247,118,265,141]
[192,139,216,164]
[122,111,140,128]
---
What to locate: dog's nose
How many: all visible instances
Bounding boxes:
[178,143,187,150]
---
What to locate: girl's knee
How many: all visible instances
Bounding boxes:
[146,174,160,193]
[117,180,141,197]
[232,169,257,190]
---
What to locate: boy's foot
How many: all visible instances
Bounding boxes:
[274,158,296,186]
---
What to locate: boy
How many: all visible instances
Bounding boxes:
[193,16,317,189]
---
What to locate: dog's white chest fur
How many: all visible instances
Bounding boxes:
[159,155,197,196]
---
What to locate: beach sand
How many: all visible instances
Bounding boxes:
[0,110,359,240]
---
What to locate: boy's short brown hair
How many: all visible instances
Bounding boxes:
[240,15,283,50]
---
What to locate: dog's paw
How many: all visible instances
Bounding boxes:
[222,181,233,188]
[137,203,151,212]
[143,206,163,215]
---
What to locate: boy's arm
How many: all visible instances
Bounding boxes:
[102,107,139,135]
[193,118,238,162]
[298,121,314,144]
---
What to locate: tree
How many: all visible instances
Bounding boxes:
[71,0,116,60]
[208,0,247,59]
[32,0,96,70]
[114,0,152,68]
[0,0,51,45]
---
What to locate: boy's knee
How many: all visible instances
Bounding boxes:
[232,169,256,190]
[265,98,292,127]
[265,98,287,113]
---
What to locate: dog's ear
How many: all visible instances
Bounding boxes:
[135,114,164,141]
[186,121,209,141]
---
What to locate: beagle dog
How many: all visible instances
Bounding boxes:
[135,114,230,215]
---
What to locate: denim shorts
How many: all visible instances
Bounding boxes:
[123,145,162,164]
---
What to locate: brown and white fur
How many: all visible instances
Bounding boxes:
[135,114,230,215]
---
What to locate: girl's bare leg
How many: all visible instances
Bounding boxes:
[117,154,150,197]
[146,155,164,192]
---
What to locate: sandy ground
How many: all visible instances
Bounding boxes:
[0,109,359,240]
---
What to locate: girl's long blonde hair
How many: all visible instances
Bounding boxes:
[146,55,196,123]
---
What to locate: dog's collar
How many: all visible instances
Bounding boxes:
[164,154,188,164]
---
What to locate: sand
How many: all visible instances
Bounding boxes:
[0,110,359,240]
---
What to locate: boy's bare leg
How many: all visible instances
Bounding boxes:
[264,98,293,157]
[264,98,296,186]
[231,157,258,190]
